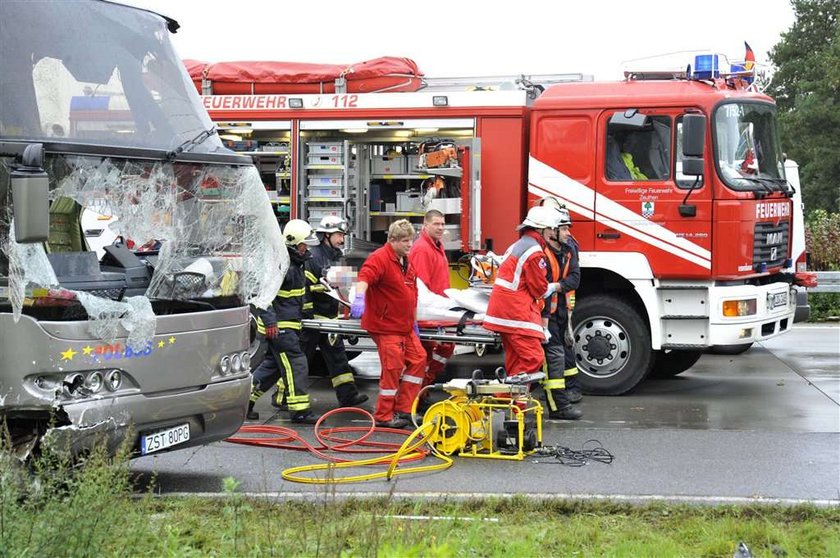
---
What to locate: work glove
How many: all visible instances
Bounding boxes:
[564,321,574,347]
[350,293,365,319]
[542,326,551,345]
[264,324,279,340]
[545,282,561,297]
[413,323,420,337]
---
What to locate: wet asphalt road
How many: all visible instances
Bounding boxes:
[132,324,840,504]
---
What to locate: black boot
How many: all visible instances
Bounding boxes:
[546,389,583,420]
[271,389,288,410]
[565,375,583,403]
[339,392,369,407]
[290,410,320,424]
[246,401,259,421]
[548,405,583,420]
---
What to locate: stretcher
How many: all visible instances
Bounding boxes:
[303,277,501,350]
[300,317,500,347]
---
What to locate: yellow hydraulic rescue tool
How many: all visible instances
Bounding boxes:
[416,370,545,461]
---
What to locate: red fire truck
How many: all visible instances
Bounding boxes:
[194,56,799,394]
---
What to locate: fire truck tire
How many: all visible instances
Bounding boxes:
[708,343,753,355]
[572,294,653,395]
[649,350,704,378]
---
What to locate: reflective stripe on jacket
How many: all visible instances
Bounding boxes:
[484,230,550,338]
[257,251,309,330]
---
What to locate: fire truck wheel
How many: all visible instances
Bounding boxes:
[649,349,704,378]
[571,294,653,395]
[708,343,753,356]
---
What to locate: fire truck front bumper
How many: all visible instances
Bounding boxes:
[708,282,796,346]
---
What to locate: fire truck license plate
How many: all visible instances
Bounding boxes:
[141,423,190,455]
[767,291,788,310]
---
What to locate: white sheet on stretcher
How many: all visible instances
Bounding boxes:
[416,279,487,324]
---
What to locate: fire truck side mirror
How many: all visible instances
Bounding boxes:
[682,114,706,158]
[10,144,50,243]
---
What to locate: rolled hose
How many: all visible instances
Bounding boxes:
[226,406,454,484]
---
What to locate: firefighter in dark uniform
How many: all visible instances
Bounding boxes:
[247,219,319,424]
[539,197,583,419]
[299,215,368,408]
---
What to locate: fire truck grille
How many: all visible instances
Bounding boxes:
[753,221,789,268]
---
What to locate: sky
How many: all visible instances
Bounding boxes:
[124,0,796,81]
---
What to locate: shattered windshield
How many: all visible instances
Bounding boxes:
[714,102,787,193]
[0,155,287,349]
[0,0,224,154]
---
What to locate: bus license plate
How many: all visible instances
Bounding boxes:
[767,291,788,310]
[141,423,190,455]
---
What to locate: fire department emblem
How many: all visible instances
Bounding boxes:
[642,201,655,219]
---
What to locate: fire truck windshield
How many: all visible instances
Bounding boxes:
[0,1,224,155]
[714,102,788,194]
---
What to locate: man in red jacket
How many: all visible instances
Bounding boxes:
[350,219,425,429]
[409,209,455,388]
[484,206,563,377]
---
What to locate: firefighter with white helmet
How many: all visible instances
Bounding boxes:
[248,219,319,423]
[484,205,564,378]
[293,215,369,409]
[537,196,583,419]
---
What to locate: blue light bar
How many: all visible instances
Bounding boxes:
[693,54,720,79]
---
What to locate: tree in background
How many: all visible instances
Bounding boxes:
[768,0,839,215]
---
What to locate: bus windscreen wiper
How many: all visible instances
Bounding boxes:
[166,127,217,160]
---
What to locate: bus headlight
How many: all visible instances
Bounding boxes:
[86,371,104,394]
[219,355,231,376]
[105,369,123,391]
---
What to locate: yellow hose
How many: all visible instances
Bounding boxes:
[281,419,454,484]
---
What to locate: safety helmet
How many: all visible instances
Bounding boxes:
[315,215,349,234]
[537,196,572,227]
[517,205,561,230]
[282,219,318,247]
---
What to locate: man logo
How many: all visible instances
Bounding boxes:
[766,232,783,245]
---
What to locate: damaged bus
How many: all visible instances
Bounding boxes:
[0,0,287,463]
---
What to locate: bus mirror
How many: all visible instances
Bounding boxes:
[682,114,706,157]
[11,144,50,243]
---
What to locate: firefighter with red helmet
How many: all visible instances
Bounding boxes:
[484,206,563,377]
[537,197,583,420]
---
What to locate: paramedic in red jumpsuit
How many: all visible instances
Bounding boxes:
[484,206,563,376]
[409,209,455,387]
[350,219,425,429]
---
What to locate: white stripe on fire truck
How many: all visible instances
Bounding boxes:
[528,157,712,270]
[528,181,712,270]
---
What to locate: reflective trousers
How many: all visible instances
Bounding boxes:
[300,328,361,405]
[251,328,310,412]
[542,313,569,411]
[371,332,426,422]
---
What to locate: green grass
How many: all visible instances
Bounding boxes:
[2,447,839,558]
